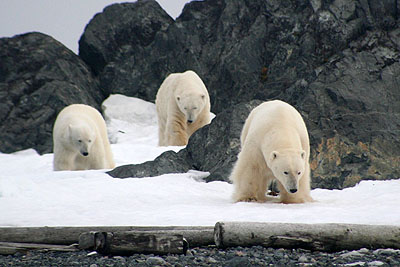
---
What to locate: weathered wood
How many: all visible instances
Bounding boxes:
[0,226,214,247]
[214,222,400,252]
[79,231,188,255]
[0,241,78,255]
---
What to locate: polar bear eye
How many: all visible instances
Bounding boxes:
[78,140,82,143]
[193,107,198,110]
[284,171,289,175]
[297,171,301,175]
[88,140,92,143]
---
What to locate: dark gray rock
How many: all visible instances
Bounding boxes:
[108,100,262,181]
[186,100,263,182]
[108,150,192,178]
[0,32,102,154]
[101,0,400,188]
[2,0,399,189]
[79,0,176,100]
[302,29,400,189]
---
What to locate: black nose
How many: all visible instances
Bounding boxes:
[187,120,193,124]
[289,189,297,194]
[82,152,89,156]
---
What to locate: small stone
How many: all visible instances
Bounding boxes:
[185,250,194,257]
[226,256,251,267]
[358,248,369,254]
[235,250,247,257]
[207,257,218,263]
[146,256,166,266]
[165,256,179,262]
[345,262,366,266]
[298,255,308,263]
[86,251,98,257]
[368,261,385,266]
[113,256,126,262]
[373,248,400,256]
[340,251,364,258]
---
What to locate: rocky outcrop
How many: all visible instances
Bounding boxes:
[108,100,262,181]
[0,32,102,154]
[104,0,400,188]
[79,0,175,100]
[1,0,399,189]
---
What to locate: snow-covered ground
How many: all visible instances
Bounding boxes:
[0,94,399,227]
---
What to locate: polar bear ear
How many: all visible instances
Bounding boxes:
[68,124,74,134]
[270,151,279,161]
[300,150,306,159]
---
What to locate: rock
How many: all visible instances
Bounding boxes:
[224,256,251,267]
[145,256,166,266]
[86,0,400,188]
[186,100,263,182]
[79,0,175,99]
[2,0,399,189]
[108,150,192,178]
[0,32,102,154]
[108,100,262,181]
[303,29,400,189]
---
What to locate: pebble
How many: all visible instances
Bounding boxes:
[146,256,166,265]
[368,261,385,266]
[298,255,308,262]
[340,251,364,258]
[1,246,398,266]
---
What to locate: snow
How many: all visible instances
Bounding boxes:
[0,94,399,227]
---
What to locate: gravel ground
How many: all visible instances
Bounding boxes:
[1,246,399,266]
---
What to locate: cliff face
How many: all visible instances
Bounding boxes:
[1,0,399,188]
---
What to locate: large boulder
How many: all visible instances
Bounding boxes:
[303,29,400,189]
[78,0,177,100]
[0,32,103,154]
[105,0,400,189]
[108,100,262,181]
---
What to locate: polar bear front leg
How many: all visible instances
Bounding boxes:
[166,119,188,146]
[231,152,268,203]
[53,150,75,171]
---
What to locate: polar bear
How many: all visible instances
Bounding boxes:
[53,104,115,171]
[156,70,211,146]
[230,100,313,204]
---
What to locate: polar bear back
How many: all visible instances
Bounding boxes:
[241,100,310,157]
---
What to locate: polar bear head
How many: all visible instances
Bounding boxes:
[176,93,207,124]
[68,124,96,157]
[267,149,306,194]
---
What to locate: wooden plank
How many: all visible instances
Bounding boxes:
[79,231,188,255]
[214,222,400,252]
[0,226,214,247]
[0,241,78,255]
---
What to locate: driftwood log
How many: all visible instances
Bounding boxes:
[0,242,78,255]
[0,226,214,247]
[214,222,400,252]
[79,231,188,255]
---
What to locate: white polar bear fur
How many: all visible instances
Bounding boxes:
[156,70,211,146]
[53,104,115,171]
[230,100,313,204]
